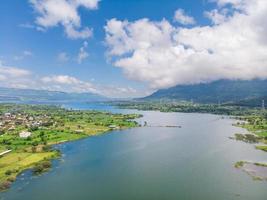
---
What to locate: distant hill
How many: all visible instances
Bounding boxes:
[142,79,267,104]
[0,87,108,103]
[227,96,267,107]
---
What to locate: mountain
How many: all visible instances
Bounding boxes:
[142,79,267,104]
[0,87,108,103]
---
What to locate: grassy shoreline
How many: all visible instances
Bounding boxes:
[0,104,141,191]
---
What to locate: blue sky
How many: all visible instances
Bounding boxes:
[0,0,266,97]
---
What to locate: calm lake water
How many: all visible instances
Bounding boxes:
[1,103,267,200]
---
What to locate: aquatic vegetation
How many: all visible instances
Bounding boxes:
[233,133,260,143]
[235,161,267,181]
[235,161,247,168]
[255,146,267,152]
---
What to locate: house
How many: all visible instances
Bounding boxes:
[4,113,11,118]
[8,126,15,131]
[109,125,119,129]
[75,130,84,134]
[19,131,32,138]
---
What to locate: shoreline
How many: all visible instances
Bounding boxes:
[1,103,266,192]
[0,125,140,192]
[0,104,141,192]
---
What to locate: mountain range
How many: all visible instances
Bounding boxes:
[143,79,267,105]
[0,87,107,103]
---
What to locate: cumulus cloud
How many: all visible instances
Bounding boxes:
[77,41,89,63]
[173,9,196,25]
[0,62,31,78]
[98,85,149,98]
[0,60,145,97]
[0,61,33,88]
[212,0,243,7]
[41,75,98,93]
[105,0,267,89]
[204,9,230,25]
[29,0,100,39]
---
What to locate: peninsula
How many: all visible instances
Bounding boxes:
[0,104,140,191]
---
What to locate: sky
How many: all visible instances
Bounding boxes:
[0,0,267,98]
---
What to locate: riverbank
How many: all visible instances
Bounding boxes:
[114,101,267,180]
[113,101,263,115]
[228,115,267,180]
[0,104,141,191]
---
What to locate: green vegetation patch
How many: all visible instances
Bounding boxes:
[235,161,247,168]
[234,133,260,143]
[255,145,267,152]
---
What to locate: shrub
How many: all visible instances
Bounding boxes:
[42,161,51,168]
[5,170,12,176]
[7,177,16,182]
[31,146,37,153]
[32,160,52,175]
[32,165,43,174]
[42,145,51,152]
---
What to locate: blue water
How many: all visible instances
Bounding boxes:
[1,103,267,200]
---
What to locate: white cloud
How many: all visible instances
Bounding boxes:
[0,62,31,78]
[212,0,243,7]
[14,50,33,60]
[19,23,35,29]
[57,52,69,62]
[39,75,147,97]
[0,61,33,89]
[41,75,98,93]
[105,0,267,89]
[29,0,100,39]
[98,85,149,98]
[0,60,148,97]
[173,9,196,25]
[204,9,229,25]
[77,41,89,63]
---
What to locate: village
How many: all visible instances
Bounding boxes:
[0,111,52,139]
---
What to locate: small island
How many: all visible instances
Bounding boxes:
[0,104,141,191]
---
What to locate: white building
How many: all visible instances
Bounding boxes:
[19,131,32,138]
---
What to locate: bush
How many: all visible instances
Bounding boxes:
[42,161,51,168]
[5,170,12,176]
[32,146,37,153]
[32,161,52,175]
[32,141,38,146]
[42,145,51,152]
[7,177,16,182]
[32,165,44,174]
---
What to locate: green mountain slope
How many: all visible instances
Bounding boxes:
[227,96,267,107]
[143,79,267,104]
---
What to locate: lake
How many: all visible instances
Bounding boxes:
[1,103,267,200]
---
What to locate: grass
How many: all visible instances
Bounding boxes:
[234,133,260,143]
[254,162,267,167]
[255,145,267,152]
[0,151,57,191]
